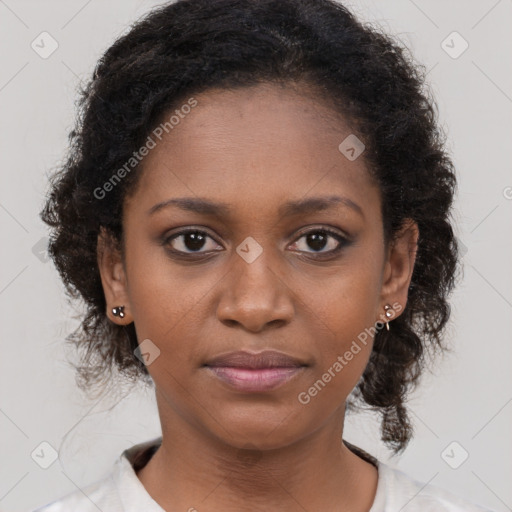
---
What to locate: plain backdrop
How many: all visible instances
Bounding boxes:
[0,0,511,511]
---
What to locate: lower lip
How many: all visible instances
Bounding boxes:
[206,366,304,392]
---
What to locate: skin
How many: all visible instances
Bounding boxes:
[97,82,418,512]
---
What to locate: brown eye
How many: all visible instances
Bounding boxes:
[165,229,222,254]
[289,228,348,256]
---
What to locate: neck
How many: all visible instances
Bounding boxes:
[136,397,378,511]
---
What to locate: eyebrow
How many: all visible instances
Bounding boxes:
[147,195,363,219]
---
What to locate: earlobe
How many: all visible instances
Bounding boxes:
[97,227,133,324]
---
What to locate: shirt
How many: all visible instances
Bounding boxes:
[33,436,495,511]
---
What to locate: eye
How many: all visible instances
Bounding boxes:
[163,226,350,259]
[164,229,222,255]
[289,228,348,257]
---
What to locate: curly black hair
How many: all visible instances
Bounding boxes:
[40,0,460,454]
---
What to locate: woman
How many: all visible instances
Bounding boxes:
[34,0,495,510]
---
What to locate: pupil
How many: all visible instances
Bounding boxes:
[308,232,327,251]
[185,232,205,251]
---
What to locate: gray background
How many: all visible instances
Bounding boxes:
[0,0,511,511]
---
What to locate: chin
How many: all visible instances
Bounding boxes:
[203,405,313,451]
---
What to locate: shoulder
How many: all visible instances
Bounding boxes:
[32,437,163,512]
[374,461,496,512]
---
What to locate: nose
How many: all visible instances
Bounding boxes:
[216,248,294,333]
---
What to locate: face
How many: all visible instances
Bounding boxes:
[98,83,418,450]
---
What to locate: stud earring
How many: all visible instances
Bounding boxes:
[384,304,393,331]
[112,306,125,318]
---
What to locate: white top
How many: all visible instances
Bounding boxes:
[33,437,494,512]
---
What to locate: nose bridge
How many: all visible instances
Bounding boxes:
[216,236,294,331]
[236,240,278,291]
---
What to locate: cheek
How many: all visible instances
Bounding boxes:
[308,262,380,338]
[123,237,219,370]
[300,265,380,394]
[123,238,184,345]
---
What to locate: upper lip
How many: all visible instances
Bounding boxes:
[204,350,307,369]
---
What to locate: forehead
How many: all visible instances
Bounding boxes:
[126,83,379,219]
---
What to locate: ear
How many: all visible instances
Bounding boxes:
[379,218,419,322]
[97,227,133,325]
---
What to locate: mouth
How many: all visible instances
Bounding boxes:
[203,350,308,392]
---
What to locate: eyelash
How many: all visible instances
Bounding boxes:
[162,227,350,260]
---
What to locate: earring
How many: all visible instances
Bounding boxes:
[384,304,393,331]
[112,306,125,318]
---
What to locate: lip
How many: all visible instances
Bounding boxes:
[204,350,307,392]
